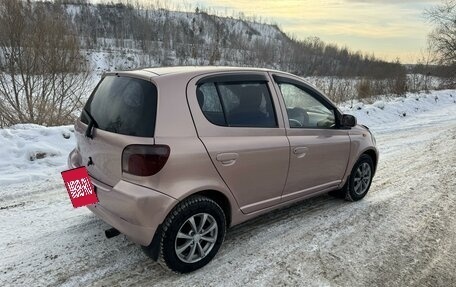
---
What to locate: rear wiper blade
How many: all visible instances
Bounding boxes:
[82,108,98,139]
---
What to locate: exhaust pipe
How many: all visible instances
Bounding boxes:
[105,228,120,239]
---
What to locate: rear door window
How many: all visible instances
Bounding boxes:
[197,83,226,126]
[197,81,277,128]
[81,76,157,137]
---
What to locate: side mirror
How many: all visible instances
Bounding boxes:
[341,114,357,128]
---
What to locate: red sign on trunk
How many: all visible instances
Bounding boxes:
[61,167,98,208]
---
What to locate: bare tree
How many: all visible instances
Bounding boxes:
[0,0,90,127]
[426,0,456,65]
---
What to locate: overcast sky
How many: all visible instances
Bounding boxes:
[167,0,440,63]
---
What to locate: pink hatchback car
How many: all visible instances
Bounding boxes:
[68,67,378,273]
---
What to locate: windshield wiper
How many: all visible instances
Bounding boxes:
[82,108,98,139]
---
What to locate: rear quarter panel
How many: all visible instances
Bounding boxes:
[146,73,242,225]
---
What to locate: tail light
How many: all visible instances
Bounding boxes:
[122,145,170,176]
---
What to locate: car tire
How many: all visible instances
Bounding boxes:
[344,154,374,202]
[158,195,226,273]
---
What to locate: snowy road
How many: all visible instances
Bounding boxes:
[1,91,456,286]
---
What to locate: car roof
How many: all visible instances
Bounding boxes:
[126,66,277,77]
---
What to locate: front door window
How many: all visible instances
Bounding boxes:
[278,83,335,129]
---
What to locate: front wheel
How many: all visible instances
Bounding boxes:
[344,154,374,201]
[158,196,226,273]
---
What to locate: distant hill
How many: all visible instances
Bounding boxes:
[48,1,405,77]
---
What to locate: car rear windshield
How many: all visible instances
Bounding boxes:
[81,75,157,137]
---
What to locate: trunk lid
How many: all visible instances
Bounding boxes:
[75,75,158,187]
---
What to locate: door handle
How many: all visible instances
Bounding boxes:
[293,147,308,158]
[216,153,238,165]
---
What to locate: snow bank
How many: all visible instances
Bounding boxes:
[0,124,75,186]
[0,90,455,186]
[340,89,456,131]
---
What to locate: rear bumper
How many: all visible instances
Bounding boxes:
[87,202,155,246]
[68,149,177,246]
[88,178,177,246]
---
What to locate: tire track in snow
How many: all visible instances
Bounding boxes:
[1,106,456,286]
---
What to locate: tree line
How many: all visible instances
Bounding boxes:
[56,0,406,78]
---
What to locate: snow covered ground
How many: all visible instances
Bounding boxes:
[1,90,455,286]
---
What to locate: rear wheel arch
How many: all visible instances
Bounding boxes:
[192,190,232,228]
[143,190,231,263]
[157,195,227,273]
